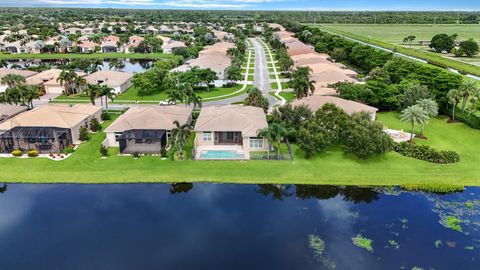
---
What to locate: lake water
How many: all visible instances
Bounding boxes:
[5,59,154,73]
[0,184,479,270]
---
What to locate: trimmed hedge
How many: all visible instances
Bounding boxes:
[11,150,23,157]
[27,150,39,157]
[442,107,480,130]
[393,142,460,164]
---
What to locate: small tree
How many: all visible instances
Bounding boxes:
[100,145,108,157]
[244,87,269,113]
[79,126,90,141]
[416,98,439,136]
[90,118,101,132]
[400,105,429,141]
[447,88,462,121]
[458,39,479,57]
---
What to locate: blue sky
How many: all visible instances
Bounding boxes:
[1,0,479,10]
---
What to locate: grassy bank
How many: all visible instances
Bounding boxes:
[308,24,480,77]
[0,52,178,60]
[0,112,479,185]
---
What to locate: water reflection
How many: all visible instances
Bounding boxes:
[170,182,194,194]
[0,183,477,270]
[5,59,153,73]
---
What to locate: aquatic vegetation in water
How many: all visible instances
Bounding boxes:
[387,239,400,250]
[435,240,443,248]
[308,234,325,257]
[307,234,336,269]
[443,216,463,232]
[352,234,373,252]
[465,246,475,250]
[465,201,474,209]
[399,218,409,229]
[411,267,425,270]
[400,183,464,194]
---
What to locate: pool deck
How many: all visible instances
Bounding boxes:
[194,145,250,160]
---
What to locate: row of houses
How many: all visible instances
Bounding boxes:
[1,34,187,55]
[172,41,235,81]
[0,104,268,160]
[0,68,133,94]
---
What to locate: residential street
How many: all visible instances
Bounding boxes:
[250,38,280,107]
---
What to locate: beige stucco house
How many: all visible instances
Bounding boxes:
[290,95,378,121]
[193,105,269,160]
[0,104,101,154]
[104,105,193,154]
[25,69,86,94]
[85,70,133,94]
[0,68,38,92]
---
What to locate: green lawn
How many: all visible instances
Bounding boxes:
[308,24,480,77]
[278,91,296,102]
[114,84,244,102]
[271,82,289,90]
[0,52,178,60]
[1,111,480,185]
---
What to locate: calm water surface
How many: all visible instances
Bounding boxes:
[6,59,154,73]
[0,184,479,270]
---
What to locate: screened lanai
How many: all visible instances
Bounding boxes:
[0,126,72,154]
[118,129,166,154]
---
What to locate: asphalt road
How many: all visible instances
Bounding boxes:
[250,38,280,107]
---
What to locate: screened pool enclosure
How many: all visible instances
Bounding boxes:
[0,126,72,154]
[118,129,167,154]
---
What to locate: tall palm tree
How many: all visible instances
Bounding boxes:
[84,83,100,105]
[72,75,86,95]
[257,123,288,159]
[170,120,191,153]
[57,69,78,95]
[108,59,125,71]
[22,85,40,109]
[90,58,104,73]
[400,105,430,141]
[416,98,438,136]
[468,87,480,115]
[1,74,25,89]
[99,84,116,110]
[447,88,462,121]
[458,80,477,113]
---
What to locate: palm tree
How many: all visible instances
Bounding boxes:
[257,123,288,159]
[1,74,25,89]
[458,80,477,113]
[170,120,191,153]
[99,84,116,110]
[108,59,125,71]
[22,85,40,109]
[416,98,438,136]
[72,75,86,95]
[290,66,315,99]
[468,87,480,115]
[90,58,104,73]
[57,69,78,95]
[84,83,101,105]
[400,105,430,141]
[447,88,462,121]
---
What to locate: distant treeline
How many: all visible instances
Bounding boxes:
[0,8,479,24]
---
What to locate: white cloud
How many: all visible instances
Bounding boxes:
[23,0,282,8]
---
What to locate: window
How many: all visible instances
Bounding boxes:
[202,132,212,141]
[249,138,264,149]
[114,132,122,142]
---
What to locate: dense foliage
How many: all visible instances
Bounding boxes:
[393,142,460,164]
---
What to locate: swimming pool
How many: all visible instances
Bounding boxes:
[199,150,245,159]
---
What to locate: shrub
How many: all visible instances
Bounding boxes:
[173,150,186,161]
[62,146,75,154]
[79,126,90,141]
[90,118,101,132]
[401,183,464,194]
[101,111,111,121]
[393,142,460,164]
[100,145,108,157]
[27,150,39,157]
[132,151,140,158]
[11,150,23,157]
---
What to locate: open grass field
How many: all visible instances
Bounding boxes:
[1,112,479,185]
[0,52,178,60]
[309,24,480,76]
[317,24,480,45]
